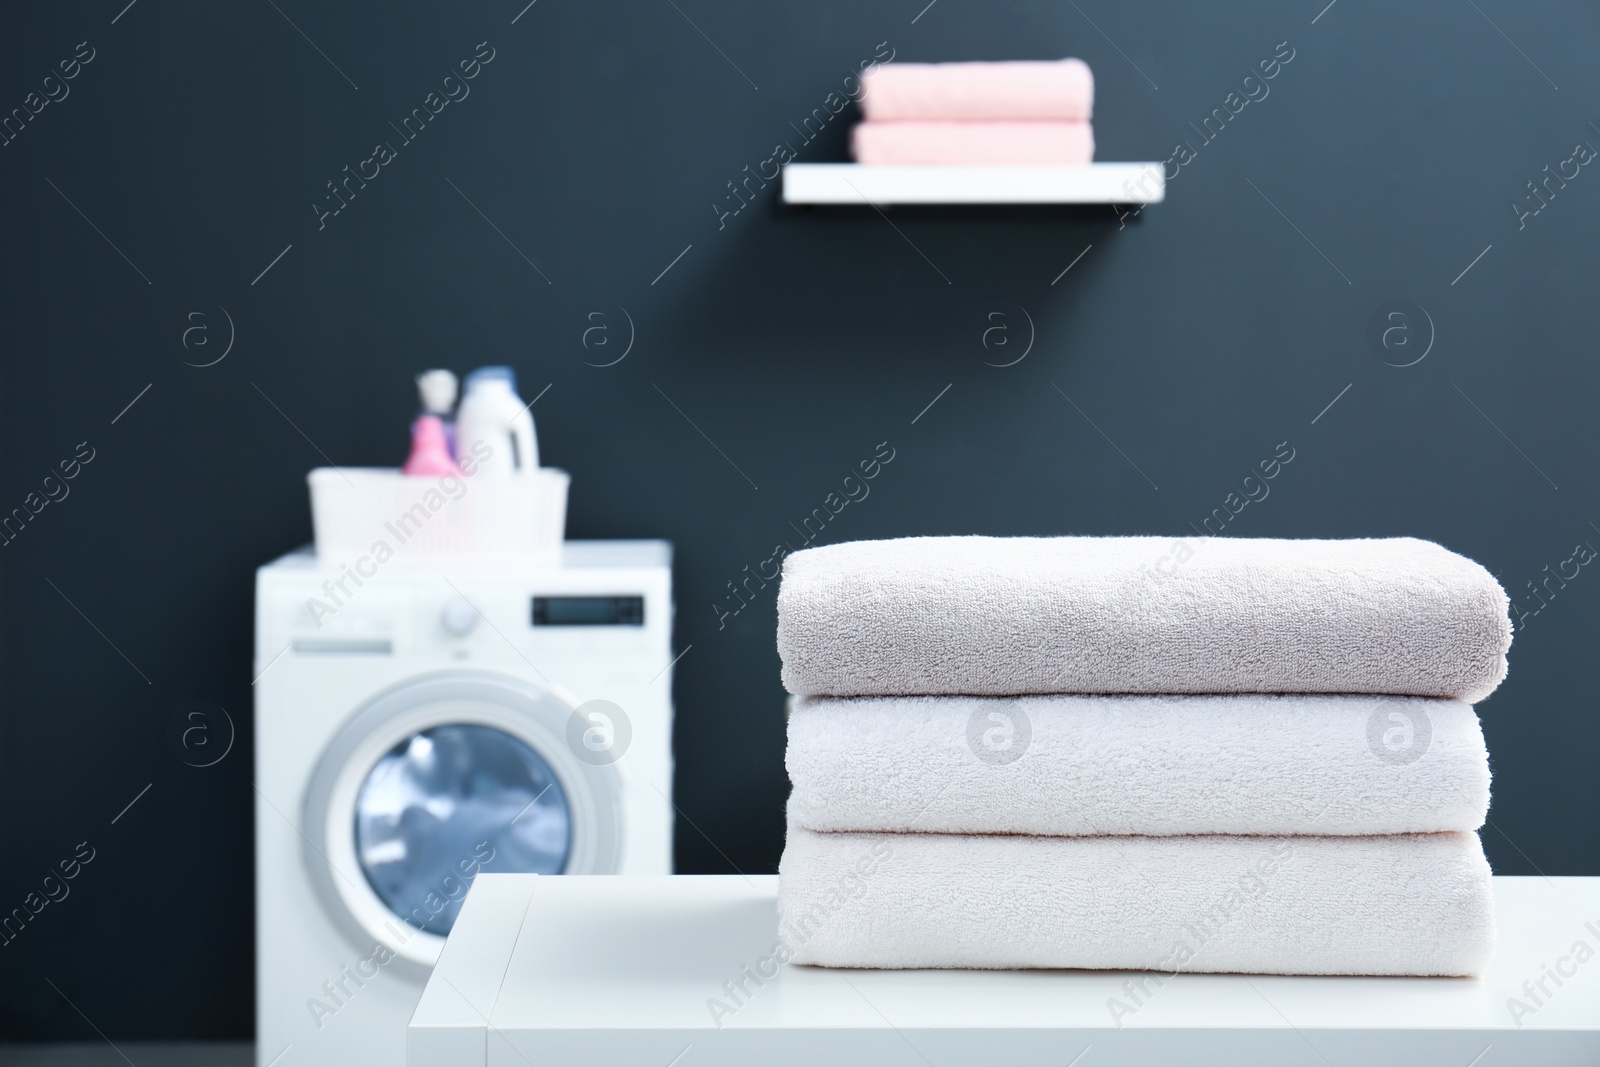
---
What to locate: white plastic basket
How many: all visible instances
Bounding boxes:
[308,467,569,562]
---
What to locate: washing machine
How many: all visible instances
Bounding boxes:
[254,541,675,1067]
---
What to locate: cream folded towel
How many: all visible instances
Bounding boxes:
[787,693,1490,837]
[850,121,1094,165]
[777,536,1512,701]
[778,824,1494,975]
[860,58,1094,122]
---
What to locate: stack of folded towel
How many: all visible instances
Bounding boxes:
[852,59,1096,165]
[775,536,1513,976]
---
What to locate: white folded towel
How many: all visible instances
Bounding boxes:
[778,823,1494,975]
[787,693,1489,837]
[777,536,1511,701]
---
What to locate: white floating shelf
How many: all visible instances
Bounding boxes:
[781,162,1165,206]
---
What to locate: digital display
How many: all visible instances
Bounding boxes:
[531,596,644,627]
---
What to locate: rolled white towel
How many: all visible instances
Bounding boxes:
[787,693,1490,837]
[777,822,1495,976]
[776,536,1512,701]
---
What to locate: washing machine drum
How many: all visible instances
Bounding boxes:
[303,672,623,968]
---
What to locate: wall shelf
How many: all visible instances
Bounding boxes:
[781,162,1165,206]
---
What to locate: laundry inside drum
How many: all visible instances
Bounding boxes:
[354,722,572,935]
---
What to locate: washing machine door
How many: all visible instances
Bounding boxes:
[302,671,622,969]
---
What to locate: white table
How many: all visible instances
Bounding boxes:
[409,874,1600,1066]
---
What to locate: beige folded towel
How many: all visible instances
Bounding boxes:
[777,536,1512,701]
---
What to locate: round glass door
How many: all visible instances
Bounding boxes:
[304,671,622,969]
[353,723,573,936]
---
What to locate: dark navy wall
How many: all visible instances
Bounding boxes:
[2,0,1598,1039]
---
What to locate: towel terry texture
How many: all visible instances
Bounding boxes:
[786,693,1490,837]
[859,59,1095,122]
[776,535,1510,978]
[777,822,1495,975]
[850,121,1095,165]
[776,536,1512,702]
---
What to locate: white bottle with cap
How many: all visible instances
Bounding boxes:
[455,366,539,477]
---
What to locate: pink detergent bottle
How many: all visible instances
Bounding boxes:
[416,369,459,456]
[403,414,462,476]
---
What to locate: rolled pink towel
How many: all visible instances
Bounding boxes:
[851,121,1095,165]
[860,58,1093,122]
